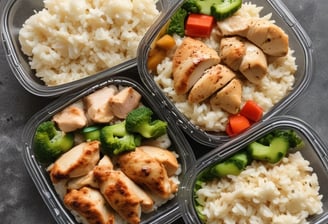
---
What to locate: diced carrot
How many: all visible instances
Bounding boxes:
[185,13,214,38]
[240,100,263,122]
[155,34,176,50]
[228,114,251,135]
[225,122,234,137]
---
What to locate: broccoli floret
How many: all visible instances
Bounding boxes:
[125,106,168,139]
[100,121,141,155]
[167,7,188,37]
[33,121,74,164]
[181,0,200,13]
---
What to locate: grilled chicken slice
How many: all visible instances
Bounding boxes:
[52,101,87,132]
[137,146,179,177]
[109,87,141,119]
[210,78,242,114]
[117,148,177,199]
[188,64,236,103]
[67,170,98,190]
[64,187,115,224]
[239,41,267,84]
[50,141,100,183]
[172,37,220,94]
[216,15,250,37]
[219,37,246,71]
[94,168,154,224]
[247,18,289,57]
[220,37,267,84]
[98,155,114,169]
[84,86,118,123]
[217,16,289,57]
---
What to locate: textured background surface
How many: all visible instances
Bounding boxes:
[0,0,327,223]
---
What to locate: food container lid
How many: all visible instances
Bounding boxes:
[179,115,328,224]
[0,0,179,97]
[21,75,196,223]
[137,0,314,147]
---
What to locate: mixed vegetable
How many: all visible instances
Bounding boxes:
[34,106,167,163]
[194,129,304,222]
[167,0,243,37]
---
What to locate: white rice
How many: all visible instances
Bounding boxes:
[155,2,297,132]
[196,151,323,224]
[19,0,160,86]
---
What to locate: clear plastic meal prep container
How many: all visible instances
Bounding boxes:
[179,115,328,224]
[0,0,179,97]
[21,75,196,224]
[137,0,314,147]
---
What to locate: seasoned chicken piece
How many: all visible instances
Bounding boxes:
[109,87,141,119]
[67,155,114,190]
[216,15,250,37]
[210,78,242,114]
[219,37,267,84]
[219,37,246,71]
[94,167,154,224]
[172,37,220,94]
[64,187,115,224]
[247,18,289,57]
[117,148,177,199]
[188,64,236,103]
[84,86,118,123]
[239,41,267,84]
[52,101,87,132]
[137,146,179,177]
[217,16,289,57]
[98,155,114,169]
[50,141,100,183]
[67,170,98,190]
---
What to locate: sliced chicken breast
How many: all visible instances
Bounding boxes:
[94,167,154,224]
[109,87,141,119]
[52,101,87,132]
[117,148,177,199]
[98,155,114,169]
[64,187,115,224]
[239,41,268,84]
[216,15,250,37]
[210,78,242,114]
[217,16,289,57]
[247,18,289,57]
[137,146,179,177]
[172,37,220,94]
[219,36,246,71]
[50,141,100,183]
[67,170,98,190]
[188,64,236,103]
[84,86,118,123]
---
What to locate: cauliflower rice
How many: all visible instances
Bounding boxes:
[155,3,297,132]
[196,151,323,224]
[19,0,160,86]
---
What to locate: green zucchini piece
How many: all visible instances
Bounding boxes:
[196,0,242,20]
[82,125,101,141]
[247,136,289,163]
[210,151,249,177]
